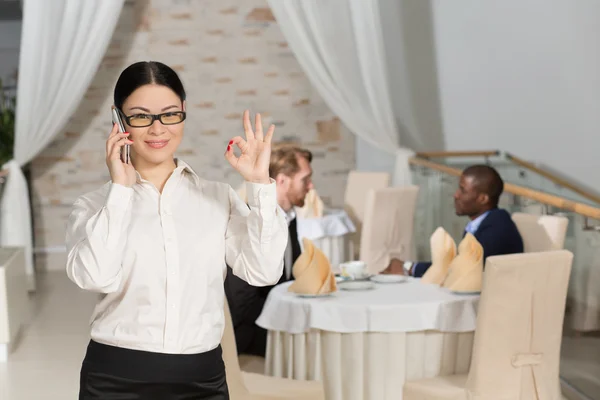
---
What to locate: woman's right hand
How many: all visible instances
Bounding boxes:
[106,123,136,187]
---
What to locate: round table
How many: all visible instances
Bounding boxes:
[295,209,356,270]
[256,279,479,400]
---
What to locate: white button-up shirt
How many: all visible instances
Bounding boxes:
[283,208,296,280]
[65,160,287,354]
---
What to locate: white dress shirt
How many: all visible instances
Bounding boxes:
[65,160,287,354]
[283,208,296,280]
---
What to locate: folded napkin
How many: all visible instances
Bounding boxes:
[288,238,337,295]
[442,233,483,292]
[421,227,457,285]
[295,189,324,219]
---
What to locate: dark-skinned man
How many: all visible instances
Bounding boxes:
[383,165,524,277]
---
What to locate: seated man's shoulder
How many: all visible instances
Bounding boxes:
[480,208,522,238]
[488,208,512,220]
[482,208,524,248]
[486,209,518,228]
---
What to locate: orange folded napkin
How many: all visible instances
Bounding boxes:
[442,233,483,292]
[295,189,324,219]
[288,238,337,295]
[421,227,457,285]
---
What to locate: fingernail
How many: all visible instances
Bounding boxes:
[227,145,231,151]
[124,132,130,135]
[229,140,233,145]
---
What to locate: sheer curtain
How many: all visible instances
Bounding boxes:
[0,0,125,290]
[267,0,421,186]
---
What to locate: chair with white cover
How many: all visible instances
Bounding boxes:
[403,250,573,400]
[512,212,569,252]
[221,299,326,400]
[343,171,391,258]
[359,186,419,274]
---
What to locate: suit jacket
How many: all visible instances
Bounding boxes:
[224,217,301,332]
[413,208,524,278]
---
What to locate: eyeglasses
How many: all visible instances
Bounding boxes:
[120,110,187,128]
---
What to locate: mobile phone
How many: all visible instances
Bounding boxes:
[111,105,129,164]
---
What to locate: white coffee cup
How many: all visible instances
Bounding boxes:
[340,261,368,280]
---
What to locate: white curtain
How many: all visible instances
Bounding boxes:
[0,0,125,290]
[267,0,420,186]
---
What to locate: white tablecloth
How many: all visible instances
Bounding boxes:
[296,209,355,240]
[257,280,479,334]
[296,209,356,269]
[257,280,479,400]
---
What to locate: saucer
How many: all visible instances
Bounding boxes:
[338,281,375,291]
[450,290,481,296]
[370,274,407,284]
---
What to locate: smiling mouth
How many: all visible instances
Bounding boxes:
[145,140,169,149]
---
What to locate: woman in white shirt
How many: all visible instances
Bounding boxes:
[66,61,288,399]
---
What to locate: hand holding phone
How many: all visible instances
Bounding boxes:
[111,106,129,164]
[106,107,135,187]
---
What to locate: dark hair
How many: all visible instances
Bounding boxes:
[113,61,186,109]
[269,143,313,179]
[462,164,504,207]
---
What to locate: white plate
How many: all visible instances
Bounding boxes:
[295,292,336,298]
[338,281,376,291]
[370,274,407,284]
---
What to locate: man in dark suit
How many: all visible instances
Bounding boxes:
[383,164,524,277]
[224,144,314,356]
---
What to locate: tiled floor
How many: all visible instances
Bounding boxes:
[1,271,598,400]
[0,271,97,399]
[562,335,600,399]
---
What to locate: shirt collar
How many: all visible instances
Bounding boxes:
[134,158,201,186]
[465,210,491,235]
[279,206,296,226]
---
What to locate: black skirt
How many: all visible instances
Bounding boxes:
[79,340,229,400]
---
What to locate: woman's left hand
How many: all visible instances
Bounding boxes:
[225,110,274,184]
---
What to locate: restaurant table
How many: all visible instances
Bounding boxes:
[256,278,479,400]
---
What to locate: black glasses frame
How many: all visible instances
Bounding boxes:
[119,110,187,127]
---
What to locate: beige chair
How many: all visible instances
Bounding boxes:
[359,186,419,274]
[222,299,326,400]
[512,212,569,252]
[343,171,391,258]
[403,250,573,400]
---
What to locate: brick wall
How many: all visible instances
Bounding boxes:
[29,0,355,271]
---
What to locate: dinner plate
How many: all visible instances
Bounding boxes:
[338,281,376,291]
[370,274,407,284]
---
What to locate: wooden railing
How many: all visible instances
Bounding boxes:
[409,157,600,220]
[415,149,600,205]
[504,152,600,205]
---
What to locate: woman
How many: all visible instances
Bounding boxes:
[66,61,288,399]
